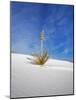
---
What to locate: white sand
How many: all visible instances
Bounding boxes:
[11,53,73,98]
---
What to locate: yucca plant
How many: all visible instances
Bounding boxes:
[27,30,49,66]
[27,51,49,65]
[33,51,49,65]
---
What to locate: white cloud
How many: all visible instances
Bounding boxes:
[63,48,69,54]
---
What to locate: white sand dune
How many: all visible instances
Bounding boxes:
[11,53,73,98]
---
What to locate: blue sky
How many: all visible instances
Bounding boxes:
[11,2,74,62]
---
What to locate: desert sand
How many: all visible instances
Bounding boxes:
[11,53,73,98]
